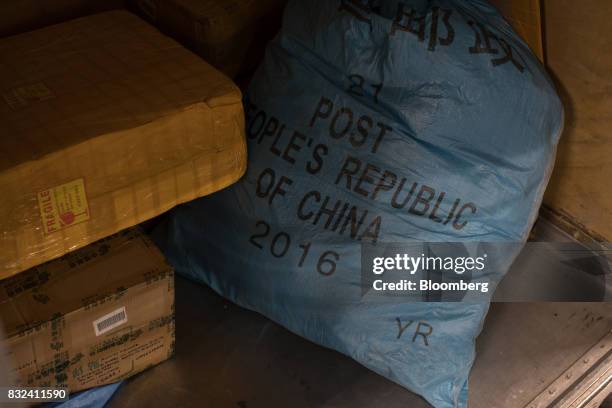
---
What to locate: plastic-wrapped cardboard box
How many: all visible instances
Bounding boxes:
[0,10,247,279]
[130,0,286,78]
[0,228,174,392]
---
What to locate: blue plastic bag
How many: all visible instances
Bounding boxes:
[153,1,563,406]
[45,382,122,408]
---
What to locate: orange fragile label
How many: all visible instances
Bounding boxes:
[37,178,90,234]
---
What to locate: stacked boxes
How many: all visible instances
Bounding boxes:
[0,9,248,394]
[0,228,174,391]
[131,0,286,78]
[0,10,246,279]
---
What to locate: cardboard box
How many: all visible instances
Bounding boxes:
[0,10,247,279]
[0,228,174,392]
[130,0,286,78]
[0,0,124,38]
[489,0,543,60]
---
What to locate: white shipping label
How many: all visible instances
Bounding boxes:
[93,306,128,336]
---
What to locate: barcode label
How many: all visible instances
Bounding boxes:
[93,307,127,336]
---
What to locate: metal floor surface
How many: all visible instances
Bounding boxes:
[107,219,612,408]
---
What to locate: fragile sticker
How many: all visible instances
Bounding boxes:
[37,178,90,234]
[3,82,54,110]
[93,307,128,336]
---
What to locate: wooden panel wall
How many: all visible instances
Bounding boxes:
[542,0,612,241]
